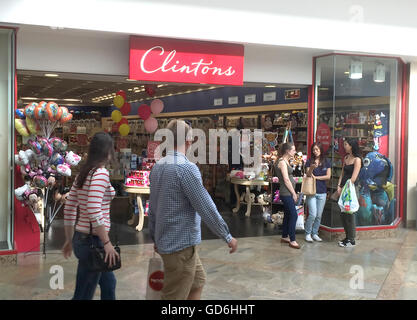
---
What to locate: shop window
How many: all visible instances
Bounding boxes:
[315,54,402,228]
[0,28,15,251]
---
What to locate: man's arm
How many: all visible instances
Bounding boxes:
[180,164,233,244]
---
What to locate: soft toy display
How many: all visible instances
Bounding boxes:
[273,189,280,203]
[14,101,80,230]
[357,151,395,226]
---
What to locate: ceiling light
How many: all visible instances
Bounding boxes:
[373,63,386,83]
[128,89,133,91]
[21,97,39,100]
[157,84,164,88]
[63,98,82,102]
[265,85,276,88]
[126,78,137,81]
[344,71,349,75]
[42,98,59,101]
[44,73,59,77]
[349,60,363,79]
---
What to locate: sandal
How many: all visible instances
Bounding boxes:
[289,242,301,249]
[280,238,290,243]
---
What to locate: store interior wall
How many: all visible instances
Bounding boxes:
[407,62,417,226]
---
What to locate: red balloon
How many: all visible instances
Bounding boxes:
[120,102,131,116]
[117,90,126,99]
[145,85,156,97]
[138,104,151,120]
[117,117,128,128]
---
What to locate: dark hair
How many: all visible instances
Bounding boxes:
[279,142,294,157]
[311,142,325,166]
[344,138,361,158]
[75,132,115,188]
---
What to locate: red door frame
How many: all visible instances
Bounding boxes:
[309,53,409,232]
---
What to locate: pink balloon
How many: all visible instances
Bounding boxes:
[150,99,164,115]
[138,104,151,120]
[144,117,158,133]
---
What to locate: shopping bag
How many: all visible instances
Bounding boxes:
[301,176,316,195]
[295,205,305,230]
[145,254,164,300]
[338,179,359,214]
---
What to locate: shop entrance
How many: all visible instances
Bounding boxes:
[15,70,310,251]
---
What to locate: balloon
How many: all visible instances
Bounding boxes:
[24,104,36,118]
[35,101,47,119]
[116,90,126,99]
[46,102,59,121]
[15,119,29,136]
[113,95,124,109]
[145,85,156,97]
[138,104,151,120]
[55,106,63,121]
[60,113,73,123]
[144,117,158,133]
[25,117,38,135]
[16,109,26,119]
[51,153,64,166]
[33,175,48,188]
[120,102,131,116]
[111,110,123,123]
[119,123,130,136]
[117,117,128,128]
[150,99,164,115]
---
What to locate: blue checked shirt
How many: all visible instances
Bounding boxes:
[149,150,233,254]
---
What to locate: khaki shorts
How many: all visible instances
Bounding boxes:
[160,245,206,300]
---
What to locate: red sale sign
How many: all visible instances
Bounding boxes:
[129,36,244,85]
[316,123,331,153]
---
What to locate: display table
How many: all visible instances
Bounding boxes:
[230,178,269,217]
[124,185,150,231]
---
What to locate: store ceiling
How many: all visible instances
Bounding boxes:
[17,70,306,108]
[16,71,216,108]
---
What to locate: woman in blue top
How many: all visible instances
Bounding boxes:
[304,143,331,243]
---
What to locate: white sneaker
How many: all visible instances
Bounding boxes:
[312,234,323,242]
[305,234,313,243]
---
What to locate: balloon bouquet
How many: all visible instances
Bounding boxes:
[110,86,164,136]
[14,101,81,241]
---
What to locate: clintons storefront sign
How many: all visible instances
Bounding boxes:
[129,36,244,85]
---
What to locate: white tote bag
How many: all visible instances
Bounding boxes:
[338,179,360,214]
[145,254,165,300]
[295,205,305,230]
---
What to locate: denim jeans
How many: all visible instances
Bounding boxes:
[72,231,117,300]
[305,193,327,236]
[281,195,298,242]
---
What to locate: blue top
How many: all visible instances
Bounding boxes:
[305,158,331,194]
[148,151,233,254]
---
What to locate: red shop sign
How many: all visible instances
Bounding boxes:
[129,36,244,85]
[316,123,331,153]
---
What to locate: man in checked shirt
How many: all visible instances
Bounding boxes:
[149,119,238,300]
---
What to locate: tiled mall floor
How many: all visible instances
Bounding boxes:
[1,228,417,300]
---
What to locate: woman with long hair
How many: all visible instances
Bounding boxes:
[62,132,120,300]
[337,138,362,248]
[304,143,331,243]
[274,142,300,249]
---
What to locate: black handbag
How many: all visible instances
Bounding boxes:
[87,241,121,272]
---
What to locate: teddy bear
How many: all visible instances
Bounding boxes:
[15,184,30,201]
[264,116,273,130]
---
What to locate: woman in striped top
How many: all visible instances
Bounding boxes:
[62,132,119,300]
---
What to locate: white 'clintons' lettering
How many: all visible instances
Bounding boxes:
[140,46,236,78]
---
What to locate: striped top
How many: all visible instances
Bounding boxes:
[64,167,115,234]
